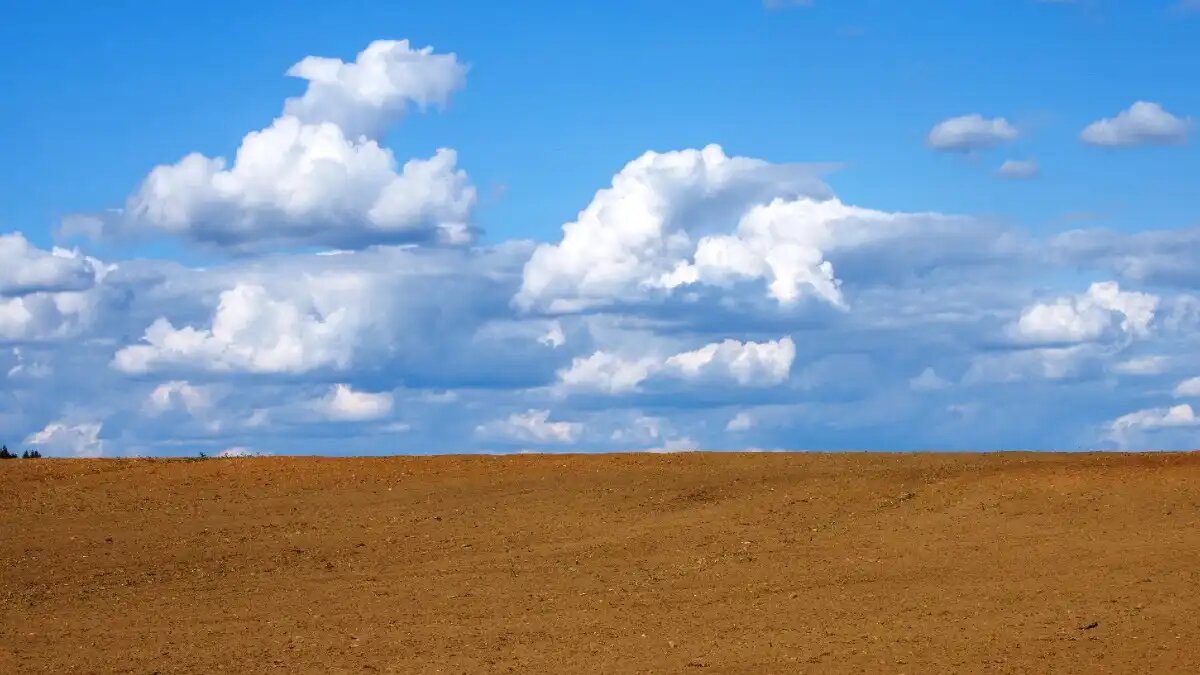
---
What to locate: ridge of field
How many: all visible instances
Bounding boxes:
[3,452,1199,673]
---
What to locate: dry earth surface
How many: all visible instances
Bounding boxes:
[2,452,1200,673]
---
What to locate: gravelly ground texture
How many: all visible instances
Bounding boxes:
[3,452,1199,673]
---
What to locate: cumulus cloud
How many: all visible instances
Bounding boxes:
[11,34,1200,456]
[1174,377,1200,397]
[107,243,533,391]
[25,421,105,457]
[146,380,212,416]
[114,278,370,374]
[1080,101,1192,147]
[0,234,108,342]
[926,114,1018,151]
[517,145,832,312]
[1109,404,1198,434]
[726,411,755,431]
[316,384,394,421]
[557,351,659,394]
[476,409,583,444]
[0,290,100,342]
[1011,281,1157,344]
[115,40,475,251]
[664,337,795,385]
[557,337,795,393]
[517,144,985,313]
[997,159,1039,179]
[124,126,475,251]
[283,39,467,140]
[0,233,102,296]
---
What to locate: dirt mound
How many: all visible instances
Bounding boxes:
[3,452,1199,673]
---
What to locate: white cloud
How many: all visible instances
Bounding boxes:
[647,437,700,453]
[0,234,107,342]
[517,144,979,313]
[114,278,370,374]
[1174,377,1200,397]
[909,367,951,391]
[557,337,794,393]
[283,39,467,140]
[1109,404,1198,434]
[0,290,98,341]
[0,233,102,296]
[1011,281,1157,344]
[1112,355,1168,375]
[316,383,394,421]
[927,114,1018,151]
[476,409,582,444]
[997,159,1039,179]
[146,380,212,416]
[118,40,475,251]
[726,411,755,431]
[25,421,105,458]
[515,145,832,312]
[1080,101,1192,147]
[557,351,659,394]
[610,415,667,444]
[664,337,795,386]
[125,124,475,250]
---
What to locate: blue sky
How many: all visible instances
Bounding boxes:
[2,0,1199,456]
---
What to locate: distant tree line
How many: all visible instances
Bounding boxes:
[0,445,42,459]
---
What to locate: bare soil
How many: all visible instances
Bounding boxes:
[3,452,1199,673]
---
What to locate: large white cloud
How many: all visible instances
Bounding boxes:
[515,145,831,312]
[117,40,475,251]
[517,144,984,313]
[105,243,534,390]
[926,114,1018,151]
[1011,281,1157,344]
[0,234,107,342]
[1080,101,1192,147]
[113,278,371,374]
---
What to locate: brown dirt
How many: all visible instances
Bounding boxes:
[2,452,1199,673]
